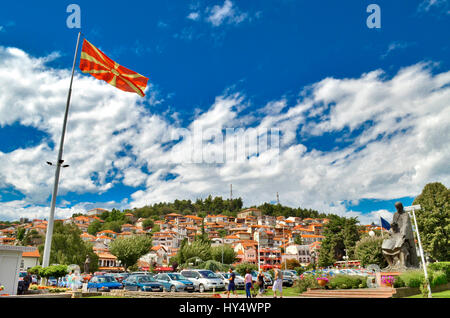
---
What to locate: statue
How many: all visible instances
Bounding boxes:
[84,255,91,274]
[382,202,419,270]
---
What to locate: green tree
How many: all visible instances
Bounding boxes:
[175,240,212,265]
[294,236,303,245]
[412,182,449,261]
[142,218,154,230]
[281,259,302,270]
[87,220,102,236]
[211,245,237,264]
[235,262,258,277]
[109,235,152,271]
[37,222,99,272]
[16,227,25,242]
[354,235,387,267]
[318,215,360,267]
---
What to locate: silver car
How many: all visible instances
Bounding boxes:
[180,269,225,293]
[218,272,245,290]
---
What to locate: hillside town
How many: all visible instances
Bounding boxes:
[0,207,381,272]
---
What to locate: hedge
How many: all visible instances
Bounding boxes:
[428,262,450,281]
[328,275,367,290]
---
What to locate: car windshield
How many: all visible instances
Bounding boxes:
[138,276,155,283]
[97,276,117,283]
[168,273,186,281]
[199,271,218,279]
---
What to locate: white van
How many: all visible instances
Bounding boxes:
[180,269,225,293]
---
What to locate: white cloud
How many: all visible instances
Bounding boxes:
[206,0,248,27]
[418,0,450,14]
[0,46,449,225]
[187,12,200,21]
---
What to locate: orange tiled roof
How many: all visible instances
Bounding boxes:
[22,248,40,258]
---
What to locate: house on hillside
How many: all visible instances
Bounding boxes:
[87,208,108,217]
[237,208,262,219]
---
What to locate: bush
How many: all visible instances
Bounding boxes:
[428,262,450,281]
[399,270,424,288]
[430,270,448,287]
[393,276,405,288]
[329,275,367,289]
[235,263,258,277]
[295,275,320,294]
[295,267,305,275]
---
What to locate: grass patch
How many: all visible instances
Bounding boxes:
[407,290,450,298]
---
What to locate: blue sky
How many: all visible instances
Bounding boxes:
[0,0,449,223]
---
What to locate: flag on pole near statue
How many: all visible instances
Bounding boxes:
[79,39,149,97]
[380,216,391,231]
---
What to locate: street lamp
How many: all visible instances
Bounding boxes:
[405,204,432,298]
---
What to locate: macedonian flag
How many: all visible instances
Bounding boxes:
[79,39,148,97]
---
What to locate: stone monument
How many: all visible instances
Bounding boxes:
[377,202,420,287]
[381,202,419,270]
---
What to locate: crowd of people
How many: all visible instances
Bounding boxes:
[225,268,284,299]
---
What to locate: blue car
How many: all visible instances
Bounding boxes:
[122,274,163,292]
[87,275,123,292]
[155,273,195,292]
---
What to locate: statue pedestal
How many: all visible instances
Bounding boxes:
[376,272,401,288]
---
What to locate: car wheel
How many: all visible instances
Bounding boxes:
[199,284,205,293]
[170,285,176,293]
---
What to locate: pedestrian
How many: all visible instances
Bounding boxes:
[226,269,237,298]
[257,269,265,296]
[273,267,283,298]
[244,269,253,298]
[23,270,32,293]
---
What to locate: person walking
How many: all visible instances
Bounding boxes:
[244,269,253,298]
[273,267,283,298]
[226,269,237,298]
[257,269,265,296]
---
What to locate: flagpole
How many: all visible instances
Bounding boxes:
[42,31,82,268]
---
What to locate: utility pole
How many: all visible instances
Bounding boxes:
[276,192,280,205]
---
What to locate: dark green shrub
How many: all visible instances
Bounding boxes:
[295,275,320,294]
[393,276,405,288]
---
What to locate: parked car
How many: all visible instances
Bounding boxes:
[122,274,163,292]
[154,273,195,292]
[48,277,58,287]
[130,271,153,275]
[58,276,68,288]
[217,272,245,290]
[180,269,225,293]
[87,275,123,292]
[250,271,273,286]
[282,270,299,281]
[262,272,273,286]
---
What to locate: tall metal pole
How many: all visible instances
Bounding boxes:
[42,31,82,268]
[410,206,432,298]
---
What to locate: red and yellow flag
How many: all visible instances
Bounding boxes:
[79,39,148,97]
